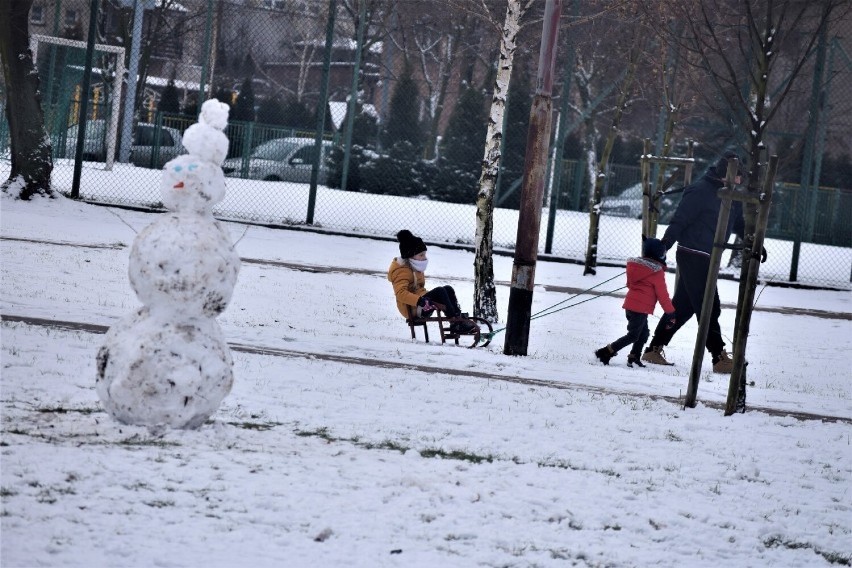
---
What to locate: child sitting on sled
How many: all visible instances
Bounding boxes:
[595,237,676,368]
[388,229,478,335]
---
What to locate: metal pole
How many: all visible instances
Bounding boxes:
[503,0,562,356]
[197,0,215,104]
[70,0,100,199]
[119,0,143,162]
[725,156,777,415]
[44,0,63,117]
[684,159,739,408]
[641,138,652,237]
[340,0,366,192]
[545,1,578,254]
[789,20,827,282]
[804,33,834,246]
[307,0,337,225]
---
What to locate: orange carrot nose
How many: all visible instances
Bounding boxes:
[174,181,185,189]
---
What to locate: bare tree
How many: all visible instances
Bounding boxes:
[645,0,847,408]
[580,24,644,275]
[0,0,53,199]
[469,0,538,323]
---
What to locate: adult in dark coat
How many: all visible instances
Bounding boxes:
[641,153,745,373]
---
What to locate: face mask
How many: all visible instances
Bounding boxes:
[409,258,428,272]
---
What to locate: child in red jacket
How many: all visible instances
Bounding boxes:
[595,238,676,368]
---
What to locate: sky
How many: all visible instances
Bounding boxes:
[1,192,850,567]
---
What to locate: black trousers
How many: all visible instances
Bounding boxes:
[422,285,463,317]
[610,310,650,356]
[648,249,725,356]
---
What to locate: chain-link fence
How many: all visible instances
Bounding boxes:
[4,0,851,289]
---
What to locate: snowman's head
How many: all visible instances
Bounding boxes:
[180,99,230,165]
[161,155,226,214]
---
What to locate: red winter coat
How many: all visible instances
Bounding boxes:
[622,257,675,315]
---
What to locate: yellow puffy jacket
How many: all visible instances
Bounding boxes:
[387,257,427,318]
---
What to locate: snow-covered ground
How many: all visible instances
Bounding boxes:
[1,194,850,567]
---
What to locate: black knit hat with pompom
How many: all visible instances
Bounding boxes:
[396,230,427,258]
[642,237,667,263]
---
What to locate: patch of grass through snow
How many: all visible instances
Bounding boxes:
[763,536,851,566]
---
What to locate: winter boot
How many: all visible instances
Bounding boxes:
[627,353,646,368]
[642,345,673,366]
[449,316,479,335]
[712,350,734,373]
[594,345,615,365]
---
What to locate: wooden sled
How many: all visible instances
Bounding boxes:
[405,306,493,348]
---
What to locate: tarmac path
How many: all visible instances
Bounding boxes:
[2,313,849,425]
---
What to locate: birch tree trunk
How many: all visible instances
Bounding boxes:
[0,0,53,199]
[473,0,525,322]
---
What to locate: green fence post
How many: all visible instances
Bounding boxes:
[307,0,337,225]
[545,0,577,254]
[790,19,827,282]
[340,0,366,192]
[71,0,100,199]
[197,0,215,104]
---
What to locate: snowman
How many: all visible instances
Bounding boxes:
[96,99,241,430]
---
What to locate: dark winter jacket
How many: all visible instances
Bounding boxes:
[662,171,744,256]
[388,258,427,318]
[622,257,675,315]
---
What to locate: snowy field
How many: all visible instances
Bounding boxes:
[1,194,850,567]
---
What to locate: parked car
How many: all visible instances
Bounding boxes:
[62,120,185,168]
[600,182,678,222]
[222,137,334,183]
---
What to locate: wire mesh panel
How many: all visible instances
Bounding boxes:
[3,0,850,289]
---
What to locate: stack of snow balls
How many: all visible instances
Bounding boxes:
[96,99,241,431]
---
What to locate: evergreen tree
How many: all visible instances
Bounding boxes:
[256,96,287,126]
[213,85,233,106]
[499,66,532,208]
[381,62,423,159]
[328,104,379,191]
[282,96,314,130]
[158,79,180,114]
[182,95,198,118]
[312,100,335,133]
[232,78,255,122]
[440,83,487,170]
[430,83,487,203]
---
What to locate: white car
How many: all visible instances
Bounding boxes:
[62,120,185,168]
[601,182,677,221]
[222,137,334,183]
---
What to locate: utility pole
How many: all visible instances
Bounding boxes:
[503,0,562,356]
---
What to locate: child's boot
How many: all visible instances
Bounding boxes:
[627,353,646,368]
[594,345,615,365]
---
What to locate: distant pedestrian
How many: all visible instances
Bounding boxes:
[595,238,676,368]
[387,230,477,335]
[642,152,754,373]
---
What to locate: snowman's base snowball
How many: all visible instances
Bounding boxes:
[96,309,233,430]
